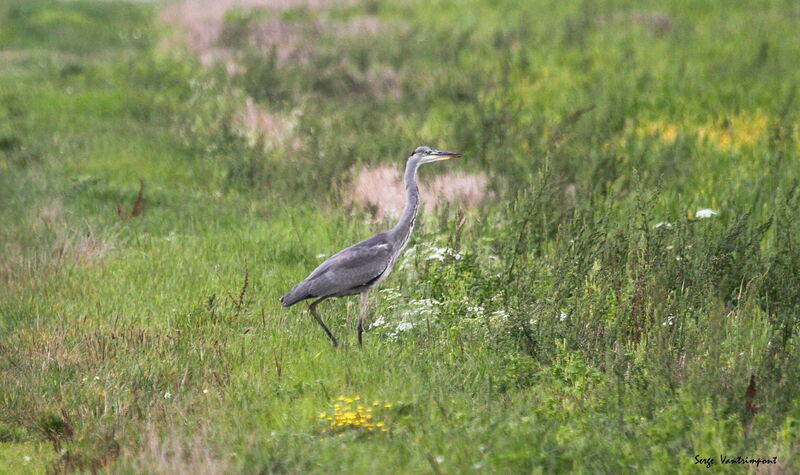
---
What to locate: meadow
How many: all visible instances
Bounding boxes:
[1,0,799,473]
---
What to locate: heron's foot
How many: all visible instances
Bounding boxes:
[320,326,339,347]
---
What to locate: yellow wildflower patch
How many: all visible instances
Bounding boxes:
[637,120,679,142]
[634,114,770,150]
[696,113,768,149]
[319,396,393,434]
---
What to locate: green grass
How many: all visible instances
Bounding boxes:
[2,0,799,472]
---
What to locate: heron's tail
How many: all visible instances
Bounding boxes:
[279,283,311,307]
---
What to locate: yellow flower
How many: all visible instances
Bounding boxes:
[384,403,392,408]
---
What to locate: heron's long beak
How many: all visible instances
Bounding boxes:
[432,149,463,159]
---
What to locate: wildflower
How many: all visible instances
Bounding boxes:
[490,310,508,319]
[559,311,568,322]
[369,316,386,329]
[322,396,393,435]
[654,221,673,229]
[695,208,718,219]
[384,403,392,408]
[435,456,445,464]
[164,392,172,399]
[203,389,209,394]
[23,456,31,463]
[316,253,328,259]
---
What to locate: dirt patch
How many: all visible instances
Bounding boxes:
[346,165,490,220]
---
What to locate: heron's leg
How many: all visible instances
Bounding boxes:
[309,296,338,347]
[357,291,370,348]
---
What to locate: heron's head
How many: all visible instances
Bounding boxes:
[410,145,463,164]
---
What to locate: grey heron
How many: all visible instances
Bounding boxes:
[280,146,464,347]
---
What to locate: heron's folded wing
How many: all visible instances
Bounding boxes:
[303,235,394,297]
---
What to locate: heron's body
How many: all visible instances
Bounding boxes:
[280,146,462,347]
[279,230,400,306]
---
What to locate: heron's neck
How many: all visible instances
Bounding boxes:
[391,158,421,245]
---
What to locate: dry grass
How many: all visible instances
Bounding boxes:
[1,220,113,291]
[629,11,674,34]
[125,426,233,475]
[52,227,114,267]
[160,0,392,150]
[601,11,675,35]
[346,165,490,220]
[236,97,300,148]
[160,0,362,66]
[159,0,266,66]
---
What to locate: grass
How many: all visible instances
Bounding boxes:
[1,0,799,472]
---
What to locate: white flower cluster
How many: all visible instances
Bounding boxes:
[369,292,441,340]
[399,243,463,270]
[695,208,718,219]
[654,207,719,229]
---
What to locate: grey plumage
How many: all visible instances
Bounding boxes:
[280,145,464,347]
[279,232,393,307]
